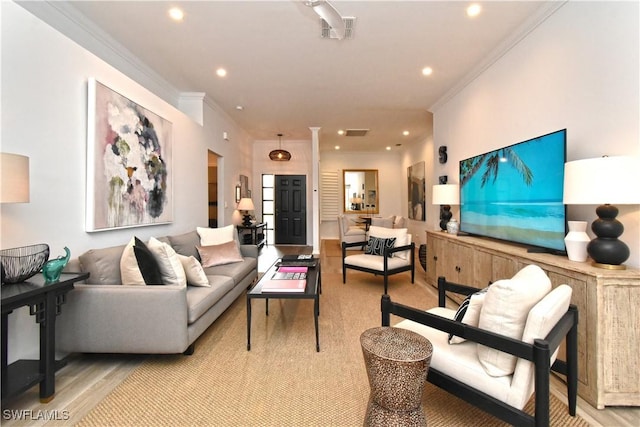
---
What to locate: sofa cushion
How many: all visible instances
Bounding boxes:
[203,256,257,283]
[79,244,126,285]
[197,225,235,246]
[133,237,164,285]
[177,254,210,287]
[120,238,147,286]
[168,231,201,259]
[148,237,186,287]
[185,275,235,323]
[197,240,244,268]
[477,265,551,377]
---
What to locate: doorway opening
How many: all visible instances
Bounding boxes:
[207,151,219,228]
[261,174,307,245]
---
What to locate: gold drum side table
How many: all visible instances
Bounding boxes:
[360,326,433,426]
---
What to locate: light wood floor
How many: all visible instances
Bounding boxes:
[2,242,639,426]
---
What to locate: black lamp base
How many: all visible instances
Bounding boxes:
[587,204,629,270]
[242,214,252,227]
[439,205,452,231]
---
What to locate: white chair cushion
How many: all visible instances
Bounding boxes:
[368,226,410,259]
[344,227,365,237]
[397,308,512,405]
[449,287,489,344]
[371,216,394,228]
[344,253,410,271]
[477,265,551,377]
[508,284,572,409]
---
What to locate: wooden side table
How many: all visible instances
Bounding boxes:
[1,272,89,404]
[360,326,432,426]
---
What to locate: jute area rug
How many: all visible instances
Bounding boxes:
[78,255,588,426]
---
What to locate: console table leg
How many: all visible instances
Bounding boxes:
[246,297,251,351]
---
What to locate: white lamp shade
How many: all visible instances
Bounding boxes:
[432,184,459,205]
[0,153,30,203]
[564,156,640,205]
[231,209,243,225]
[237,197,255,211]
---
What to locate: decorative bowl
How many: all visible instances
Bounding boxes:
[0,244,50,284]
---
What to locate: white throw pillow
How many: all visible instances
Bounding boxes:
[177,254,210,287]
[120,237,146,286]
[147,237,186,287]
[197,225,235,246]
[477,265,552,376]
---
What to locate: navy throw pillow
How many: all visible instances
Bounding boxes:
[133,237,163,285]
[364,237,396,257]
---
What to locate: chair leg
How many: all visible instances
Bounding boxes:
[342,264,346,284]
[567,307,579,416]
[384,275,388,294]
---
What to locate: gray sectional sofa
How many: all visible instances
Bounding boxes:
[57,230,258,355]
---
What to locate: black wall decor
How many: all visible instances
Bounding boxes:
[438,146,448,164]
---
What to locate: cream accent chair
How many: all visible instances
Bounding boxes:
[381,267,578,427]
[342,225,415,294]
[370,215,406,229]
[338,215,366,250]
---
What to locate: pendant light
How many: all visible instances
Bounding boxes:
[269,133,291,161]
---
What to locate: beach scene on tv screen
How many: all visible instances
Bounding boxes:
[459,131,566,251]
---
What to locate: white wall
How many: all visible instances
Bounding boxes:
[432,1,640,268]
[0,2,254,362]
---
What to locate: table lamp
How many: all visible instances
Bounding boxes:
[1,153,30,203]
[237,198,255,226]
[563,156,640,269]
[432,184,459,232]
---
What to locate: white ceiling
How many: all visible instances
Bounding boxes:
[55,1,553,151]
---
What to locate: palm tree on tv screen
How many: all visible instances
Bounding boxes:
[460,147,533,188]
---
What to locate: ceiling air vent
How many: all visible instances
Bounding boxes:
[321,17,356,39]
[345,129,369,137]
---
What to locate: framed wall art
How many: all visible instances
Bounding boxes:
[86,78,173,232]
[408,161,426,221]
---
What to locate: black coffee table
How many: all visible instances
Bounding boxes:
[246,257,321,352]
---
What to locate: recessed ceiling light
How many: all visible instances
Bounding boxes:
[467,4,482,18]
[216,68,227,77]
[422,67,433,76]
[168,7,184,21]
[235,105,244,111]
[386,146,391,151]
[334,145,340,150]
[403,130,410,136]
[337,130,345,135]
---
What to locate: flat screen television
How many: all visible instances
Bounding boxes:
[459,129,567,253]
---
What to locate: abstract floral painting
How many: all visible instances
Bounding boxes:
[408,161,426,221]
[86,78,173,231]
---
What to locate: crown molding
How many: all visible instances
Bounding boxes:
[16,1,182,107]
[429,1,567,113]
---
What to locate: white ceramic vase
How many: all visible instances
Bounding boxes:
[446,218,460,235]
[564,221,590,262]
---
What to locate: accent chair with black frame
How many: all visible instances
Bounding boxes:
[342,225,415,294]
[381,271,579,427]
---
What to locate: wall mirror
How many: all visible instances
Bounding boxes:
[343,169,379,214]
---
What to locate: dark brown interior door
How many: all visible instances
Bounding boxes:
[274,175,306,245]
